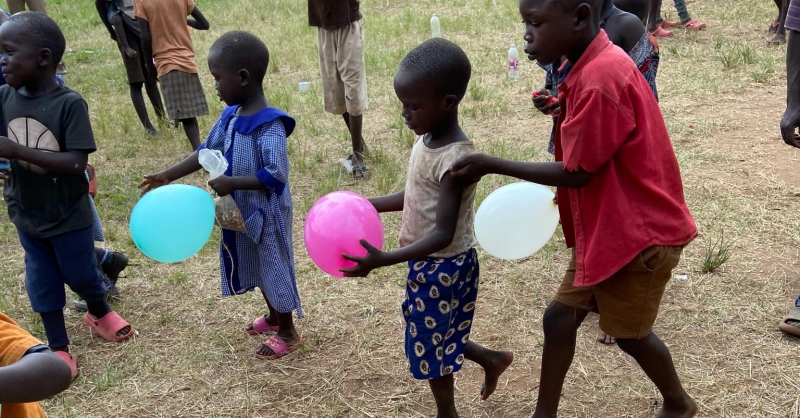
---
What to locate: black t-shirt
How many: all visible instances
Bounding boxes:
[308,0,361,29]
[0,84,96,238]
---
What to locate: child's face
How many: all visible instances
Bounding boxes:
[0,21,43,89]
[208,49,243,106]
[519,0,575,65]
[393,70,449,136]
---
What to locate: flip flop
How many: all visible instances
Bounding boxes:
[684,19,707,31]
[661,18,678,29]
[651,27,674,38]
[779,307,800,337]
[53,351,78,380]
[84,311,133,342]
[255,334,303,360]
[244,316,279,336]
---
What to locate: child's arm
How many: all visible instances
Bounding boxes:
[187,6,209,30]
[138,18,157,83]
[207,175,262,197]
[94,0,117,40]
[369,190,404,213]
[449,153,593,188]
[138,151,202,194]
[0,137,88,174]
[341,173,465,277]
[0,350,72,403]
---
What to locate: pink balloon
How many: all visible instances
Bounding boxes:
[304,191,384,277]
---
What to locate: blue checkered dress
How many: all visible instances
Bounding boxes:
[200,106,302,317]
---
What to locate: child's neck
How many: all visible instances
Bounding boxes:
[425,114,466,148]
[19,73,59,97]
[564,27,601,65]
[236,89,270,116]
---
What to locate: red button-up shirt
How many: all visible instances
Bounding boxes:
[554,30,697,287]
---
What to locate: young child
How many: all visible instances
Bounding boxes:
[340,38,513,417]
[308,0,370,178]
[0,311,73,418]
[135,0,209,149]
[450,0,698,416]
[95,0,165,136]
[0,12,134,379]
[139,31,304,360]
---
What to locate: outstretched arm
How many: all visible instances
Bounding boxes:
[139,151,202,194]
[369,190,405,213]
[0,350,72,403]
[341,173,465,277]
[187,6,209,30]
[449,153,593,188]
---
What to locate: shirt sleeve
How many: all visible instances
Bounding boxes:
[559,87,635,173]
[0,313,44,367]
[63,96,96,153]
[435,143,475,182]
[133,0,147,20]
[255,120,289,195]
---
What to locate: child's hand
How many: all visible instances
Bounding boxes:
[0,136,20,159]
[0,157,11,186]
[532,89,560,116]
[138,172,170,195]
[208,175,236,196]
[449,153,494,182]
[340,239,388,277]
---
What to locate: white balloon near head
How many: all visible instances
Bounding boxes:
[474,182,560,260]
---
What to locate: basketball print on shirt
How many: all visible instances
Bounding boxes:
[7,117,59,174]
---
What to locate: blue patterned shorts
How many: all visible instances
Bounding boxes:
[403,248,479,380]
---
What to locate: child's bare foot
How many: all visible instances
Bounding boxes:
[124,47,138,59]
[657,396,697,418]
[769,33,787,45]
[255,330,302,360]
[480,350,514,400]
[596,332,616,345]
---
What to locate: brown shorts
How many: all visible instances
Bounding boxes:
[117,41,145,84]
[317,20,368,116]
[555,245,683,339]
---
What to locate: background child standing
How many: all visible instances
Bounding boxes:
[451,0,697,416]
[135,0,209,149]
[0,12,134,380]
[139,31,304,360]
[341,38,513,418]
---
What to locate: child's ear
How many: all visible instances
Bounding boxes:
[444,94,459,110]
[37,48,52,68]
[239,69,251,86]
[574,3,594,31]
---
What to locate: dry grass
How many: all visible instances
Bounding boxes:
[1,0,799,416]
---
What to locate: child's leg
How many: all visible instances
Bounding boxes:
[532,301,589,418]
[24,0,46,12]
[341,112,367,170]
[647,0,662,31]
[616,334,696,417]
[254,290,301,357]
[181,117,201,150]
[110,14,137,58]
[428,374,458,418]
[6,0,24,14]
[40,310,69,352]
[463,341,514,400]
[144,79,166,120]
[772,0,790,43]
[671,0,691,23]
[129,82,158,134]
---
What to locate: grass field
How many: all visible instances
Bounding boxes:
[1,0,799,416]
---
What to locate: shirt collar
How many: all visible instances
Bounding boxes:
[562,30,613,91]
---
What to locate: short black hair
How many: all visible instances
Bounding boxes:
[210,31,270,83]
[8,12,65,65]
[398,38,471,101]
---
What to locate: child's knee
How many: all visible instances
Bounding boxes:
[542,301,583,336]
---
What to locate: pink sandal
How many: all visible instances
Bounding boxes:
[84,311,133,342]
[651,27,674,38]
[54,351,78,380]
[255,334,303,360]
[684,19,706,31]
[661,18,678,29]
[244,316,279,336]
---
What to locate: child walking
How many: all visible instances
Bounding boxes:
[139,31,304,360]
[0,12,134,380]
[134,0,209,149]
[341,38,513,418]
[450,0,697,416]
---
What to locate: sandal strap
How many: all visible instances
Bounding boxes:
[264,335,289,354]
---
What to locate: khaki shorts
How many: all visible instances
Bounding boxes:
[555,246,683,339]
[317,20,367,116]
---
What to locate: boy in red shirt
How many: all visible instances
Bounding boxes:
[450,0,697,416]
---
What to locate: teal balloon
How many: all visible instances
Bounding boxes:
[130,184,215,263]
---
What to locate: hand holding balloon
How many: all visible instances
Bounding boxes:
[138,171,170,195]
[340,239,388,277]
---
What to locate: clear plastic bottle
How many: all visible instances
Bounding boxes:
[430,13,441,38]
[508,43,519,82]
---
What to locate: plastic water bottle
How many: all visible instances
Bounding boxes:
[508,43,519,82]
[431,13,441,38]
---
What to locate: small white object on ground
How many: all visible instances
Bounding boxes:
[674,274,689,281]
[299,81,310,93]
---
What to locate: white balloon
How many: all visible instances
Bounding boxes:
[474,182,560,260]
